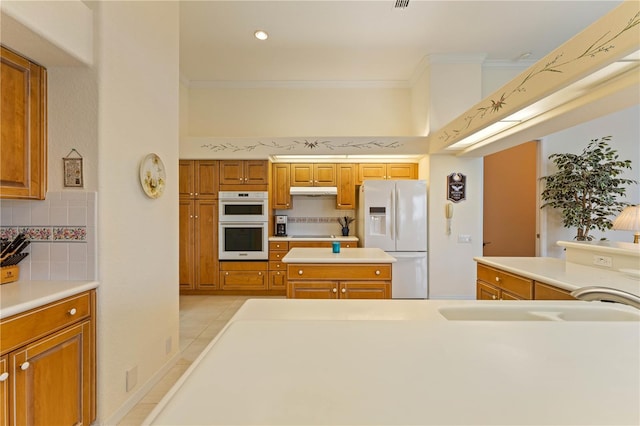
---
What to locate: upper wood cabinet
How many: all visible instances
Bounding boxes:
[291,163,336,187]
[356,163,417,185]
[219,160,269,191]
[179,160,218,199]
[0,46,47,200]
[336,163,355,209]
[271,163,291,209]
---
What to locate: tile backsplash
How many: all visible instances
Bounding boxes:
[0,191,97,281]
[275,196,356,236]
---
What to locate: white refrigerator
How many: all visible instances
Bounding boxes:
[357,180,428,299]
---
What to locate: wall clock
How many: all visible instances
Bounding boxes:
[139,153,166,199]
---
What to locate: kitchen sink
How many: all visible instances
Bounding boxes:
[438,304,640,322]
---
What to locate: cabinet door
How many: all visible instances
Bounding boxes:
[179,160,195,199]
[195,160,218,198]
[356,163,386,185]
[501,291,523,301]
[336,163,355,209]
[313,164,336,186]
[220,270,267,290]
[339,282,390,299]
[290,164,314,186]
[287,281,338,299]
[477,281,500,300]
[12,321,92,426]
[195,200,218,289]
[387,163,417,180]
[219,160,244,185]
[0,47,47,200]
[269,271,286,290]
[272,163,291,209]
[0,355,7,426]
[244,160,268,185]
[179,200,195,290]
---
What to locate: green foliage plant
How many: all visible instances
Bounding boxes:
[541,136,637,241]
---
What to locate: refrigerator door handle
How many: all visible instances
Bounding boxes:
[395,189,399,242]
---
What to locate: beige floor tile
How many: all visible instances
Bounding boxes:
[141,363,191,404]
[199,320,230,339]
[178,337,213,363]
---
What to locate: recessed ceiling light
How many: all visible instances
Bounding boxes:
[254,30,268,41]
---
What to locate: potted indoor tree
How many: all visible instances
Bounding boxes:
[541,136,637,241]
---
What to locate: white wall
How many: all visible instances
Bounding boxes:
[540,105,640,258]
[187,85,412,137]
[93,1,180,423]
[426,55,484,299]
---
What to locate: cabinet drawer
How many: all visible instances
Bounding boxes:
[269,261,287,272]
[1,291,91,355]
[269,251,287,261]
[477,264,533,299]
[287,264,391,281]
[220,270,267,290]
[534,281,575,300]
[269,241,289,251]
[219,261,268,271]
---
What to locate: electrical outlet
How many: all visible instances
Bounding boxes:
[126,366,138,392]
[165,336,172,355]
[592,255,612,268]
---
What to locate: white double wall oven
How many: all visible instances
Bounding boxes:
[218,191,269,260]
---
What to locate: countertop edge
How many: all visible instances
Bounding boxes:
[0,280,100,319]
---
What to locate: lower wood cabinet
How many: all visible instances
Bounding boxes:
[219,261,268,290]
[476,264,577,301]
[0,290,96,426]
[286,264,391,299]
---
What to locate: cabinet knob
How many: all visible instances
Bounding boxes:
[276,271,280,275]
[195,215,198,219]
[190,192,193,196]
[298,270,303,275]
[338,203,341,206]
[258,272,262,276]
[495,277,500,282]
[190,215,193,218]
[194,192,198,196]
[244,178,248,182]
[0,372,8,382]
[332,288,337,293]
[20,362,30,371]
[375,270,381,275]
[492,295,497,300]
[276,244,280,248]
[276,264,280,268]
[346,244,350,248]
[286,203,289,206]
[341,288,346,293]
[68,308,77,316]
[225,272,229,275]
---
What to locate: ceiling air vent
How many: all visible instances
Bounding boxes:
[394,0,409,9]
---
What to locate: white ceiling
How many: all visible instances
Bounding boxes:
[179,0,623,83]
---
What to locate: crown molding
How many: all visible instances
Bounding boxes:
[186,79,410,89]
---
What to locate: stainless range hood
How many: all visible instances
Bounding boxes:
[290,186,338,196]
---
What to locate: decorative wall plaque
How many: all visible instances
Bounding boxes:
[63,149,84,188]
[447,172,466,203]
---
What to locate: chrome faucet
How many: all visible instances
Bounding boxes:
[571,287,640,310]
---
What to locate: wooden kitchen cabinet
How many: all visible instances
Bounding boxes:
[336,163,356,209]
[179,160,218,199]
[476,264,532,300]
[291,163,336,187]
[268,241,288,290]
[271,163,291,209]
[219,261,268,290]
[355,163,418,185]
[1,46,47,200]
[534,281,576,300]
[288,241,357,249]
[219,160,268,189]
[0,290,96,426]
[286,264,391,299]
[179,199,218,291]
[0,355,7,426]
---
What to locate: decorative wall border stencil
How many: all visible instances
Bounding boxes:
[432,3,640,149]
[200,139,404,153]
[1,226,87,242]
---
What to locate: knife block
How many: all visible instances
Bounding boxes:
[0,265,19,284]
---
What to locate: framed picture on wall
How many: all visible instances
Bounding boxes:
[63,150,84,187]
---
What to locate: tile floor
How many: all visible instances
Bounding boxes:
[117,295,267,425]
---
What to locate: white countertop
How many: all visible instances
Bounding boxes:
[145,299,640,425]
[558,240,640,257]
[282,247,396,263]
[269,236,359,242]
[0,280,99,319]
[474,256,640,296]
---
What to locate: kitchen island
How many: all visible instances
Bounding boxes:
[282,247,396,299]
[144,298,640,425]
